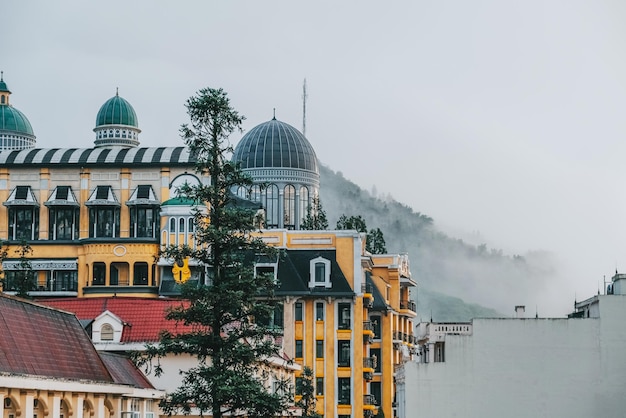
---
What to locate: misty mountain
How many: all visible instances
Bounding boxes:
[319,164,558,322]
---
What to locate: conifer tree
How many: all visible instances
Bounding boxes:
[296,367,322,418]
[138,88,289,418]
[300,196,328,230]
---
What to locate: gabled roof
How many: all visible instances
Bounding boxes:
[0,294,112,382]
[276,249,355,297]
[38,297,192,343]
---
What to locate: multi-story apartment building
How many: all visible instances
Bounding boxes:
[0,76,417,418]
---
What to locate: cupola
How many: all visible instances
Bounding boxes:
[0,72,36,151]
[93,89,141,148]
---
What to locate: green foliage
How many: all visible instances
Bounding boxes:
[296,367,322,418]
[136,88,290,418]
[336,215,387,254]
[366,227,387,255]
[300,196,328,230]
[336,214,367,232]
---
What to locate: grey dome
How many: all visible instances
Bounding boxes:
[233,117,318,173]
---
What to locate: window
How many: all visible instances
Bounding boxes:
[371,315,381,339]
[134,262,149,285]
[255,265,276,283]
[315,263,325,282]
[8,206,39,240]
[6,186,39,240]
[295,302,303,321]
[129,206,158,238]
[264,184,279,228]
[46,186,79,240]
[101,324,114,341]
[283,185,295,229]
[47,271,78,291]
[315,302,324,321]
[338,378,351,405]
[338,303,351,329]
[87,186,120,238]
[250,185,261,202]
[316,377,324,396]
[309,257,331,288]
[370,348,381,373]
[295,377,303,395]
[299,186,309,223]
[295,339,303,358]
[338,340,351,367]
[371,382,381,406]
[169,218,176,233]
[93,262,106,285]
[110,262,129,286]
[316,340,324,358]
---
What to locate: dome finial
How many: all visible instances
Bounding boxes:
[116,87,119,96]
[272,108,276,120]
[0,71,3,82]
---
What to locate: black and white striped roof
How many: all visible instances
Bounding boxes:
[0,147,196,167]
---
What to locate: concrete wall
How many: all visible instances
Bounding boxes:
[402,295,626,418]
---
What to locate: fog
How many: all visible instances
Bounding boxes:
[3,1,626,316]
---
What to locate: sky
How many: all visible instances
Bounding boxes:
[3,1,626,315]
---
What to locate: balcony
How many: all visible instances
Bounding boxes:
[363,356,377,371]
[363,394,377,410]
[400,299,417,313]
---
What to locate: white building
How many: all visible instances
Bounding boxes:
[397,274,626,418]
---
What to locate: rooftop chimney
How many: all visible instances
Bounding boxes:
[515,305,525,318]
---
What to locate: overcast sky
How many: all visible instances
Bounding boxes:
[3,1,626,314]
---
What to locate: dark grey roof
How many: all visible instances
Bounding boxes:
[232,118,319,173]
[0,147,195,167]
[275,250,354,297]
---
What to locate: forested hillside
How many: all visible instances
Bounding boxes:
[319,165,557,322]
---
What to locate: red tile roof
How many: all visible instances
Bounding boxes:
[38,297,194,343]
[0,294,113,382]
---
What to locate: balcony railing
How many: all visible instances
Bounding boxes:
[362,282,374,294]
[400,299,416,312]
[363,356,377,370]
[363,321,374,332]
[363,394,376,406]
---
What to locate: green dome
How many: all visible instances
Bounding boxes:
[0,105,35,136]
[95,94,138,128]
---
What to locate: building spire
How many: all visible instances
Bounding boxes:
[272,108,276,120]
[116,87,119,96]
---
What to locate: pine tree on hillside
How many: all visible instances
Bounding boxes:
[137,88,290,418]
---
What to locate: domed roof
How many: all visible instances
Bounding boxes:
[0,106,35,136]
[95,92,138,128]
[232,117,318,173]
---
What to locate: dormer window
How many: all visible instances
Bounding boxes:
[309,256,331,288]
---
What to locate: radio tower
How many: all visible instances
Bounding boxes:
[302,78,308,137]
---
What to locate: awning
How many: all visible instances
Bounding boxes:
[45,186,79,207]
[3,186,39,207]
[85,185,120,207]
[126,185,159,206]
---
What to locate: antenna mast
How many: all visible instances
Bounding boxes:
[302,78,307,136]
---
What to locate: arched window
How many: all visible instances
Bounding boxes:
[237,186,248,199]
[284,185,296,229]
[180,218,186,234]
[264,184,279,228]
[170,218,176,233]
[250,185,261,202]
[299,186,309,223]
[101,323,114,341]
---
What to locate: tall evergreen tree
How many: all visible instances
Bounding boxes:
[296,367,322,418]
[138,88,289,418]
[300,196,328,230]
